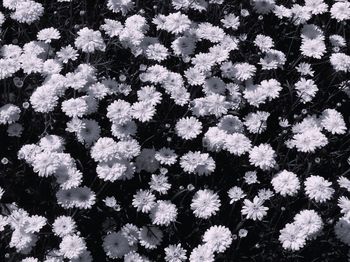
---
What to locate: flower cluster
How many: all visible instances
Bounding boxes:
[0,0,350,261]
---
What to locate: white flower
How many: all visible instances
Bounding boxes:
[0,104,21,125]
[249,143,276,171]
[190,189,221,219]
[74,28,106,53]
[330,2,350,21]
[131,101,156,122]
[304,176,334,203]
[175,116,202,140]
[103,232,132,259]
[271,170,300,197]
[165,244,187,262]
[59,234,87,259]
[330,53,350,72]
[244,111,270,134]
[301,39,326,59]
[139,226,163,249]
[107,0,134,15]
[279,223,306,251]
[150,200,178,226]
[228,186,246,203]
[132,189,156,213]
[241,196,268,221]
[232,62,256,81]
[11,0,44,24]
[294,210,323,236]
[90,137,118,162]
[223,133,251,156]
[320,109,346,134]
[37,27,60,43]
[203,225,232,253]
[52,216,76,237]
[189,244,214,262]
[295,78,318,103]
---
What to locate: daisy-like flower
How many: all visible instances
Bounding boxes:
[221,13,240,30]
[155,148,177,166]
[149,174,171,194]
[74,27,106,53]
[189,244,214,262]
[241,196,268,221]
[150,200,178,226]
[249,143,276,171]
[121,223,140,246]
[139,226,163,249]
[175,116,202,140]
[180,151,215,175]
[232,62,256,81]
[132,189,156,213]
[131,101,156,122]
[301,39,326,59]
[319,109,347,134]
[0,104,21,125]
[271,170,300,197]
[56,45,78,63]
[295,78,318,103]
[279,223,306,251]
[223,133,252,156]
[145,43,169,62]
[203,225,232,253]
[101,18,123,37]
[90,137,118,162]
[37,27,60,43]
[164,243,187,262]
[107,0,134,15]
[107,99,132,124]
[59,234,87,259]
[330,1,350,21]
[244,171,259,185]
[294,210,323,236]
[304,175,334,203]
[244,111,270,134]
[103,232,132,259]
[330,53,350,72]
[61,97,88,118]
[191,189,221,219]
[52,216,76,237]
[228,186,246,203]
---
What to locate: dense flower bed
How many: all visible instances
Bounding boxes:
[1,0,350,261]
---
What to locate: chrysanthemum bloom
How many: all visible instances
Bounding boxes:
[103,232,133,259]
[189,244,215,262]
[175,116,202,140]
[191,189,221,219]
[121,223,140,246]
[203,225,232,253]
[139,226,163,249]
[90,137,118,162]
[150,200,178,226]
[164,244,187,262]
[294,210,323,236]
[241,196,268,221]
[0,104,21,125]
[52,216,76,237]
[132,189,156,213]
[74,27,106,53]
[319,109,347,134]
[271,170,300,197]
[59,234,87,259]
[249,143,276,170]
[304,175,334,203]
[279,223,307,251]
